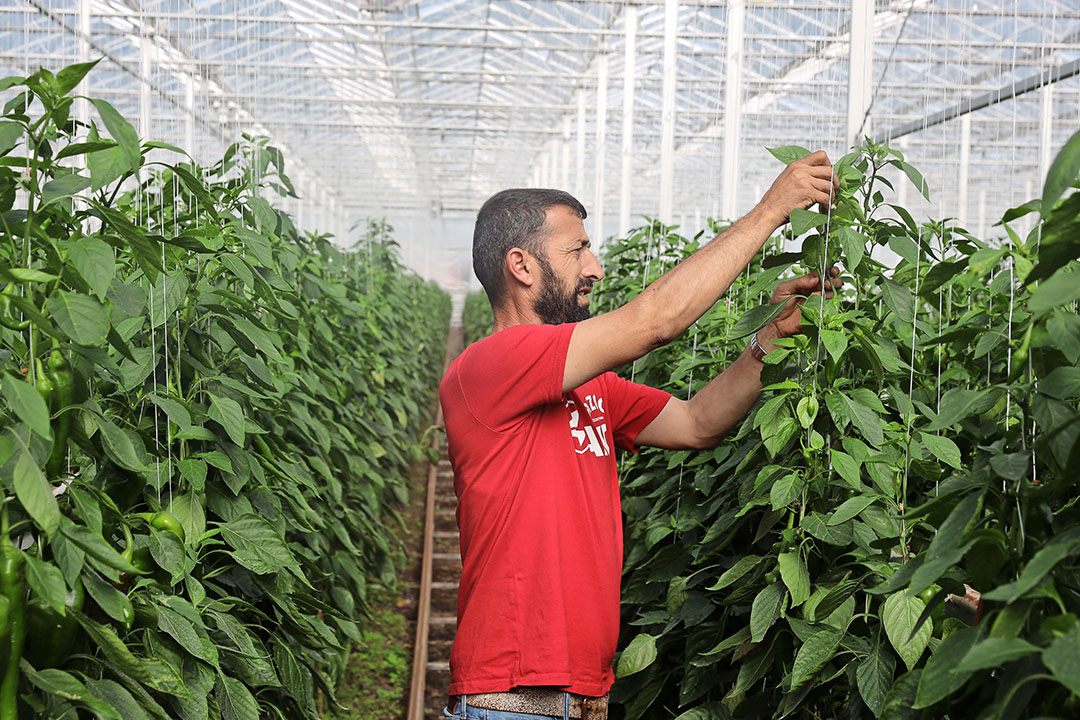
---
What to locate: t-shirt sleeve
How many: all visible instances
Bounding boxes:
[455,323,576,432]
[601,373,672,451]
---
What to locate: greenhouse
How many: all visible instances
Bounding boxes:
[0,0,1078,718]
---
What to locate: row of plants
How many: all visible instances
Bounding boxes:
[0,62,449,719]
[461,288,493,346]
[600,133,1080,718]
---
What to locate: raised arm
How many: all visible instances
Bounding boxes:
[562,150,837,394]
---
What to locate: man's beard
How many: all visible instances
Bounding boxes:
[533,255,593,325]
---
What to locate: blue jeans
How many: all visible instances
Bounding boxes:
[443,694,573,720]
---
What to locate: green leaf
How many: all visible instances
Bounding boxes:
[778,551,810,607]
[842,393,884,447]
[983,527,1080,603]
[766,145,811,165]
[918,432,962,469]
[914,626,978,708]
[954,637,1041,672]
[0,122,23,156]
[881,278,914,325]
[770,472,802,510]
[90,98,142,171]
[91,413,151,472]
[706,555,763,591]
[21,665,122,719]
[88,144,130,191]
[82,570,133,625]
[818,329,848,364]
[149,528,185,576]
[727,301,787,340]
[882,592,931,671]
[1030,266,1080,315]
[2,374,52,438]
[1043,624,1080,696]
[14,451,60,537]
[54,59,101,95]
[671,702,731,720]
[1042,127,1080,216]
[208,394,245,446]
[84,679,150,720]
[750,581,786,642]
[790,208,829,237]
[616,633,657,678]
[857,640,895,718]
[45,291,110,346]
[899,160,930,200]
[837,226,866,271]
[829,495,878,525]
[25,553,68,615]
[75,613,188,696]
[927,388,989,431]
[41,173,91,206]
[830,450,862,490]
[790,627,844,690]
[220,514,300,575]
[146,394,193,431]
[61,524,142,575]
[1040,367,1080,400]
[68,236,116,300]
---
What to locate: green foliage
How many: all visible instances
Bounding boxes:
[602,139,1080,718]
[462,289,493,346]
[0,65,449,718]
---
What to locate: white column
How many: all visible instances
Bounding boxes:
[184,74,195,156]
[619,8,638,236]
[593,54,609,242]
[978,189,987,240]
[722,0,744,221]
[561,117,571,190]
[139,26,152,141]
[958,115,971,227]
[846,0,875,149]
[76,0,91,131]
[1039,85,1054,186]
[659,0,678,222]
[576,90,587,198]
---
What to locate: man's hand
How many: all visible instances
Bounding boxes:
[757,151,839,227]
[759,267,842,348]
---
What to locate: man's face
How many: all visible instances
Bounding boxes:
[531,205,604,325]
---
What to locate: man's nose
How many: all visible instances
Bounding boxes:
[584,249,604,282]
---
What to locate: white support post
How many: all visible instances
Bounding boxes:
[958,115,971,227]
[184,74,195,158]
[659,0,678,222]
[76,0,91,132]
[978,189,987,240]
[846,0,875,150]
[721,0,744,222]
[575,90,586,198]
[593,54,608,242]
[1039,85,1054,185]
[561,117,571,190]
[139,26,152,142]
[619,8,637,237]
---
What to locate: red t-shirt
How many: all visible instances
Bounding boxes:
[439,322,671,697]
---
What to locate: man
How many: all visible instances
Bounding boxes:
[440,151,840,720]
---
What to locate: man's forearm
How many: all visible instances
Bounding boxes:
[629,205,783,346]
[685,341,766,446]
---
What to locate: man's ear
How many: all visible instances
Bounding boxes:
[505,247,534,288]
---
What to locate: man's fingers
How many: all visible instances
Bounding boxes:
[801,150,831,166]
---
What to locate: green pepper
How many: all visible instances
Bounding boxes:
[44,349,73,479]
[33,358,53,413]
[0,286,28,332]
[24,579,83,669]
[1008,322,1033,383]
[132,511,185,543]
[0,505,25,720]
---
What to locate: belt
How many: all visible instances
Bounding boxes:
[449,688,609,720]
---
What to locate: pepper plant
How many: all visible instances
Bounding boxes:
[603,134,1080,719]
[0,61,449,719]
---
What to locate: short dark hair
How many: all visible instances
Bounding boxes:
[473,188,587,306]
